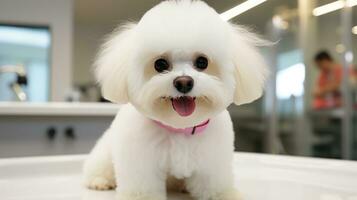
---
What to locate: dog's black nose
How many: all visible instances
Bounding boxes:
[173,76,194,94]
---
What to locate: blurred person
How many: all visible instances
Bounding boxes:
[313,51,357,109]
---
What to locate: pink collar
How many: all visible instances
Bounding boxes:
[153,119,210,136]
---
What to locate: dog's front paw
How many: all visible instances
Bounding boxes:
[116,192,166,200]
[84,176,116,190]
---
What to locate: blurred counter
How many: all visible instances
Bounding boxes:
[0,102,119,117]
[0,102,119,158]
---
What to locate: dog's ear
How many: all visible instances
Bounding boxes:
[230,25,269,105]
[95,23,137,104]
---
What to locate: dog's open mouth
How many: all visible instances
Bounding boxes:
[171,96,196,117]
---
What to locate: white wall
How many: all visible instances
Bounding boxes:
[73,24,111,85]
[0,0,73,101]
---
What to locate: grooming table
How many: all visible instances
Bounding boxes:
[1,153,357,200]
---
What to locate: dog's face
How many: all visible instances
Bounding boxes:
[96,0,268,128]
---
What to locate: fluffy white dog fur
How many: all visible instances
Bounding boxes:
[83,1,268,200]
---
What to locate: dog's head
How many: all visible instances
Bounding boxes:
[95,0,268,128]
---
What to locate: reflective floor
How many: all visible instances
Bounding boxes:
[1,153,356,200]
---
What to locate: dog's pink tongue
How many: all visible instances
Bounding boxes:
[172,97,196,117]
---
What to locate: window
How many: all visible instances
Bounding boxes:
[0,24,51,102]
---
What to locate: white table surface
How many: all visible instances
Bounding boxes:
[1,153,357,200]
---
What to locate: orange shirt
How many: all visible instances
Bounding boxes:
[313,66,342,109]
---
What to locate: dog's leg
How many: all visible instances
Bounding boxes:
[83,129,116,190]
[112,135,167,200]
[186,167,241,200]
[185,123,241,200]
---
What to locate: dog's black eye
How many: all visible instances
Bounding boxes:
[154,58,170,73]
[194,56,208,71]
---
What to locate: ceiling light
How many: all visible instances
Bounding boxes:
[220,0,267,21]
[345,51,354,63]
[312,0,344,16]
[353,26,357,35]
[336,44,345,53]
[272,15,289,30]
[313,0,357,16]
[346,0,357,7]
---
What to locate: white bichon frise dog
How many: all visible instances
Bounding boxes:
[83,0,268,200]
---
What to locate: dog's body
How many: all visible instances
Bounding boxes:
[84,104,236,200]
[83,1,268,200]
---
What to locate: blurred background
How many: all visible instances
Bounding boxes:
[0,0,356,160]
